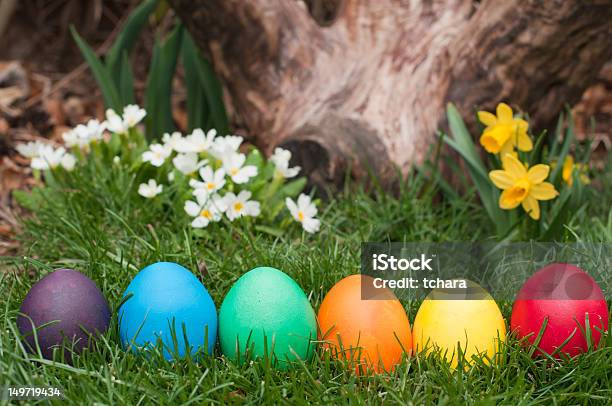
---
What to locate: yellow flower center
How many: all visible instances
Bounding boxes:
[200,209,212,219]
[206,182,216,190]
[297,211,304,222]
[230,167,239,176]
[233,202,244,212]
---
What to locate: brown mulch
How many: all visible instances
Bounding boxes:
[0,0,155,257]
[0,2,610,257]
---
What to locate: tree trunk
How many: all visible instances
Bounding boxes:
[170,0,612,190]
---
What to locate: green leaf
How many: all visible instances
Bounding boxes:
[550,112,564,157]
[70,26,122,110]
[444,103,508,234]
[118,51,135,105]
[550,110,574,185]
[106,0,159,81]
[181,34,208,130]
[245,149,265,170]
[254,225,285,238]
[13,188,44,211]
[528,130,548,167]
[182,32,229,134]
[144,24,184,140]
[445,104,489,180]
[541,188,572,240]
[280,177,307,198]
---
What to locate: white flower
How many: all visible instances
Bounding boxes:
[63,119,105,149]
[142,143,171,167]
[168,172,175,182]
[105,108,128,134]
[162,131,184,152]
[175,129,216,154]
[61,129,78,147]
[270,147,300,178]
[113,156,120,165]
[105,105,146,133]
[210,135,243,158]
[60,153,76,171]
[223,190,260,221]
[184,190,225,228]
[286,194,320,233]
[16,141,45,158]
[122,105,147,128]
[138,179,163,198]
[222,153,258,184]
[172,153,206,175]
[189,166,226,192]
[31,145,75,171]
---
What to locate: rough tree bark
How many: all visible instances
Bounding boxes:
[170,0,612,189]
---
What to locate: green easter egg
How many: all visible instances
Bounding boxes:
[219,267,317,369]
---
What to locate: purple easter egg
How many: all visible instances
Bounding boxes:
[17,268,111,361]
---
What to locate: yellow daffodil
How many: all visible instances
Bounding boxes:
[559,155,590,186]
[478,103,533,155]
[489,154,558,220]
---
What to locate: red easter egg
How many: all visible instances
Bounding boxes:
[511,263,609,357]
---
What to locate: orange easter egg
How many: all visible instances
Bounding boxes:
[317,275,412,373]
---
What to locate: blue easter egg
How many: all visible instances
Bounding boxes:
[119,262,217,359]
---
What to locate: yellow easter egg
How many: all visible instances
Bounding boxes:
[412,283,506,368]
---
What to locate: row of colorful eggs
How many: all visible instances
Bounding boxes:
[17,262,609,371]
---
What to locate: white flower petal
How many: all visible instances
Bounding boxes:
[123,105,146,128]
[60,154,76,171]
[193,188,210,206]
[302,217,321,233]
[237,190,252,201]
[138,179,162,198]
[285,197,299,219]
[191,217,209,228]
[244,201,261,217]
[184,200,201,217]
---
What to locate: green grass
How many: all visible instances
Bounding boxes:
[1,159,610,405]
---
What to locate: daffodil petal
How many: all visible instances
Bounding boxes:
[501,153,527,177]
[522,195,540,220]
[496,103,513,123]
[516,132,533,151]
[562,156,574,182]
[530,182,558,200]
[499,140,515,158]
[477,111,497,127]
[516,118,529,133]
[489,170,514,189]
[499,189,522,209]
[527,164,550,183]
